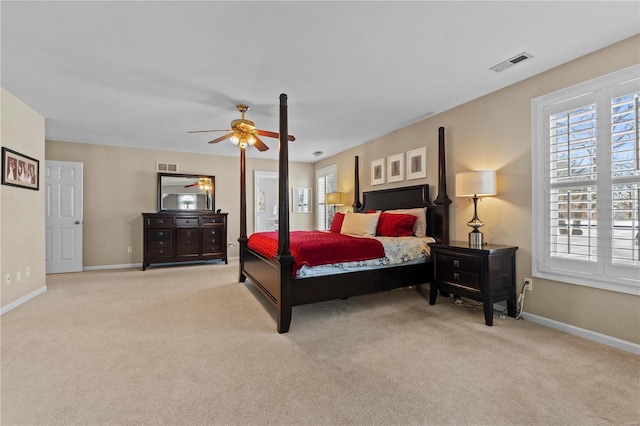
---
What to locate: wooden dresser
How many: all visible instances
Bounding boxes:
[142,212,228,270]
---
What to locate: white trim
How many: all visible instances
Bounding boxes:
[522,311,640,355]
[83,263,142,271]
[1,285,47,315]
[531,64,640,294]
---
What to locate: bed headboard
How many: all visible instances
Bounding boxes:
[356,185,443,242]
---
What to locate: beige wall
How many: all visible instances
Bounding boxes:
[316,35,640,344]
[45,141,314,266]
[1,88,46,310]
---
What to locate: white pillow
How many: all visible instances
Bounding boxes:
[385,208,427,237]
[340,211,380,237]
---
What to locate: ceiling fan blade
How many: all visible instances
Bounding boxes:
[208,133,234,144]
[187,129,229,134]
[257,129,296,142]
[253,136,269,152]
[184,183,199,188]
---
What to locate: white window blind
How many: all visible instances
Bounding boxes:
[532,65,640,295]
[315,165,336,231]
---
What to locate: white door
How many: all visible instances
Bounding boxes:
[254,171,278,232]
[45,160,83,273]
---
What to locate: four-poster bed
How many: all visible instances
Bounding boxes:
[239,94,451,333]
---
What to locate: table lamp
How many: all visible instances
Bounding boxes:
[455,171,497,247]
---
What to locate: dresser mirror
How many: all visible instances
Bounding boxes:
[157,173,215,211]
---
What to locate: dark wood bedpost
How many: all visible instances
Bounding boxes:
[238,146,248,282]
[434,126,451,243]
[353,155,362,211]
[275,93,294,333]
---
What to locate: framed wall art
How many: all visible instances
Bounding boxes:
[2,147,39,191]
[371,158,385,186]
[406,147,426,180]
[387,153,404,183]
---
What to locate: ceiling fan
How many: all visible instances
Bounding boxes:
[188,103,296,152]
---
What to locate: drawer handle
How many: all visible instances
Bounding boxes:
[159,241,164,246]
[453,260,459,267]
[159,250,164,254]
[159,232,163,236]
[453,273,460,280]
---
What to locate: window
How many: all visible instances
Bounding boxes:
[532,65,640,295]
[316,164,337,230]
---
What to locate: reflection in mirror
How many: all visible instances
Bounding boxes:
[157,173,215,211]
[292,187,312,213]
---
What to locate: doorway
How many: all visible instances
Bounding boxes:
[254,171,278,232]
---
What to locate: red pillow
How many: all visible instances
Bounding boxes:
[376,213,417,237]
[329,212,345,233]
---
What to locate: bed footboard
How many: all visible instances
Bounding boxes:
[242,246,293,333]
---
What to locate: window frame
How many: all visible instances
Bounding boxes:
[315,164,337,231]
[531,64,640,296]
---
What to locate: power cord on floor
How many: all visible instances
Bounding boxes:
[515,283,526,319]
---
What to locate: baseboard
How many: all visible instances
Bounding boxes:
[83,263,142,271]
[1,285,47,315]
[521,311,640,355]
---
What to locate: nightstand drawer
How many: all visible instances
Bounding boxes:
[437,267,480,290]
[435,252,480,274]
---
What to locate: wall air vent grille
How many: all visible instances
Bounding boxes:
[490,52,533,72]
[156,162,179,172]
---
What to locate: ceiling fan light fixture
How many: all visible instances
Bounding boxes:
[230,135,240,145]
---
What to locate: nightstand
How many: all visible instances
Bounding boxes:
[429,241,518,326]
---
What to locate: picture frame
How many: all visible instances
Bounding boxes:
[406,147,427,180]
[292,187,312,213]
[371,158,385,186]
[387,153,404,183]
[2,147,39,191]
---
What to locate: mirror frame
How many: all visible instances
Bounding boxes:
[157,172,215,212]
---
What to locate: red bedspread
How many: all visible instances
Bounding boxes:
[247,231,385,276]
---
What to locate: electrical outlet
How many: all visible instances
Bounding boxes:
[127,246,132,253]
[26,267,30,277]
[524,277,533,291]
[5,273,11,285]
[16,271,21,282]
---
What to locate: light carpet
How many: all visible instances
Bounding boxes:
[1,260,638,425]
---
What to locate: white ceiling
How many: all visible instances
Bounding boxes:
[2,1,639,163]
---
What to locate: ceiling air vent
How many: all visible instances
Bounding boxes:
[490,52,533,72]
[157,162,178,172]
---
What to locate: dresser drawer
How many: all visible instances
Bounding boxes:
[436,267,480,290]
[176,245,199,256]
[203,240,223,253]
[177,229,199,247]
[435,252,481,274]
[147,230,173,247]
[175,217,200,227]
[202,215,226,226]
[147,217,174,227]
[147,247,174,258]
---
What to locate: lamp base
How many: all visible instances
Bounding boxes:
[468,229,484,248]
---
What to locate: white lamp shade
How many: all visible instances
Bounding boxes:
[456,171,497,197]
[326,192,344,206]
